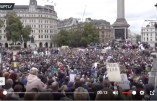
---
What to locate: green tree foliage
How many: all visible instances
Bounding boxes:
[0,19,4,28]
[5,12,31,44]
[0,19,4,39]
[82,22,99,44]
[53,22,99,47]
[22,25,31,42]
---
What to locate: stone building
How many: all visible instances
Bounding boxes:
[85,18,112,44]
[0,0,57,48]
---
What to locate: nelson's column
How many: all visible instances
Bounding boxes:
[112,0,130,41]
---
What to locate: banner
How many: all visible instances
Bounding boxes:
[118,74,130,89]
[106,63,121,81]
[70,74,76,82]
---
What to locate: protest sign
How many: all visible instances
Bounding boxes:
[118,74,130,89]
[100,56,103,60]
[106,63,121,81]
[13,62,17,67]
[153,58,157,70]
[101,49,106,53]
[70,74,76,82]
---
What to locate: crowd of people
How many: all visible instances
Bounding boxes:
[0,42,156,100]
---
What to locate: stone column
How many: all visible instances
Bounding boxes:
[117,0,125,19]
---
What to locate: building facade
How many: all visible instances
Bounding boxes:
[85,18,112,44]
[141,20,157,47]
[0,0,57,48]
[57,17,79,33]
[57,17,112,44]
[127,29,137,44]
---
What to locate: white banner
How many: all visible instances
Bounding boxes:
[106,63,121,82]
[70,74,76,82]
[118,74,130,89]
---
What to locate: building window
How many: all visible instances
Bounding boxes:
[47,35,48,38]
[47,30,48,33]
[39,30,40,33]
[151,39,152,41]
[4,30,5,33]
[0,30,1,33]
[41,30,43,33]
[41,35,43,38]
[39,25,40,28]
[147,34,148,36]
[45,35,46,38]
[39,35,40,38]
[32,30,33,33]
[45,30,46,33]
[147,38,148,41]
[4,36,5,39]
[34,25,36,28]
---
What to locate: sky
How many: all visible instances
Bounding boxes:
[1,0,157,34]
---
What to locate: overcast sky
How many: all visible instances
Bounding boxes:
[1,0,157,34]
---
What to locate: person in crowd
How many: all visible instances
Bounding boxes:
[74,87,90,100]
[26,67,47,92]
[51,81,66,100]
[34,93,53,100]
[24,88,38,100]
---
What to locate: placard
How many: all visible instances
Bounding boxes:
[118,74,130,89]
[106,63,121,81]
[100,56,103,60]
[14,62,17,68]
[70,74,76,82]
[101,49,106,53]
[153,58,157,70]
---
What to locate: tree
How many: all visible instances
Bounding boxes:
[82,22,99,46]
[0,19,4,28]
[0,19,4,39]
[21,25,31,43]
[52,22,99,47]
[52,30,70,46]
[5,11,31,44]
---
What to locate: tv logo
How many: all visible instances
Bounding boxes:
[113,91,118,95]
[150,90,155,95]
[0,3,15,10]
